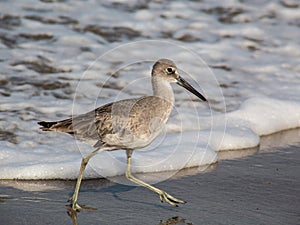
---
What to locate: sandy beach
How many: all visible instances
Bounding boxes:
[1,129,299,225]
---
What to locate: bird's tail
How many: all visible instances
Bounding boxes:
[37,118,73,134]
[37,121,59,131]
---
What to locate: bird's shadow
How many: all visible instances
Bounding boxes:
[66,178,183,225]
[74,182,178,210]
[67,182,188,225]
[91,183,136,202]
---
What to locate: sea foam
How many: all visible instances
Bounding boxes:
[0,97,299,180]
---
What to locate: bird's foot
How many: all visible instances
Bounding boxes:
[159,191,186,207]
[67,197,97,212]
[67,197,83,212]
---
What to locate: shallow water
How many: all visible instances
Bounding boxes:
[0,0,300,180]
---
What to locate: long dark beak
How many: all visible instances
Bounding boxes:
[176,76,207,101]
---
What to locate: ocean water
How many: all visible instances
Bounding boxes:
[0,0,299,180]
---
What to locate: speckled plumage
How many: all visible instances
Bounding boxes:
[39,59,180,150]
[39,96,172,150]
[38,59,206,211]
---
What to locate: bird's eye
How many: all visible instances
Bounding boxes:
[166,67,174,74]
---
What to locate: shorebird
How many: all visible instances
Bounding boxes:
[38,59,207,211]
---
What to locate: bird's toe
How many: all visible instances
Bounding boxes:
[160,191,186,207]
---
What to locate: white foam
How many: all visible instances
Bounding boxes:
[0,132,217,180]
[1,96,299,179]
[227,97,300,136]
[208,127,260,151]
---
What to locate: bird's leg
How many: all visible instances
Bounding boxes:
[69,147,105,212]
[125,150,186,207]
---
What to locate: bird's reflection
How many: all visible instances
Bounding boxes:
[67,208,78,225]
[158,216,193,225]
[67,210,192,225]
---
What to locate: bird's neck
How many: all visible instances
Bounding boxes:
[152,76,175,105]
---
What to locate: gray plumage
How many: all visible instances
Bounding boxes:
[38,59,206,210]
[39,96,171,150]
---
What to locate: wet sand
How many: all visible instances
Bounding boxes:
[0,131,299,225]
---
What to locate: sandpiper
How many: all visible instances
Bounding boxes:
[38,59,207,211]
